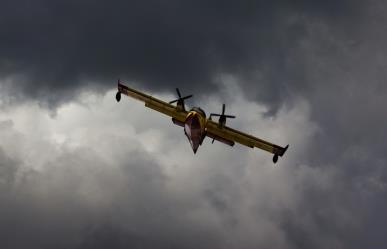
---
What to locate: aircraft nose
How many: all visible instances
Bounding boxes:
[190,139,200,154]
[184,113,202,154]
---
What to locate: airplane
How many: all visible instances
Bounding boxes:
[115,80,289,163]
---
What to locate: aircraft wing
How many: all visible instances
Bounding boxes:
[117,82,188,123]
[206,120,288,159]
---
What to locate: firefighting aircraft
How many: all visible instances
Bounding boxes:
[115,80,289,163]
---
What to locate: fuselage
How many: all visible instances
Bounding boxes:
[184,107,207,153]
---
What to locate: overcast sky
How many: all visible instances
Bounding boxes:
[1,1,387,248]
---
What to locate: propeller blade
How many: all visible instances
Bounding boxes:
[222,104,225,115]
[224,115,236,118]
[176,88,182,98]
[181,94,193,100]
[169,99,178,104]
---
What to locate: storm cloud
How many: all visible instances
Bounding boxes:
[0,0,362,106]
[1,0,387,248]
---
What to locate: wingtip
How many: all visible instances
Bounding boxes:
[278,144,289,157]
[283,144,289,156]
[273,144,289,163]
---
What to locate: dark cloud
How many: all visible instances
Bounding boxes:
[0,0,361,107]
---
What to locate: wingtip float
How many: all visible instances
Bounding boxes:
[115,79,289,164]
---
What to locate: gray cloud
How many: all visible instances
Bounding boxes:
[0,90,334,249]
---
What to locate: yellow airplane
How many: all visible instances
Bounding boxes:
[116,80,289,163]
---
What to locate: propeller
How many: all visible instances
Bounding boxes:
[210,104,235,143]
[210,104,236,122]
[169,88,193,104]
[169,88,193,111]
